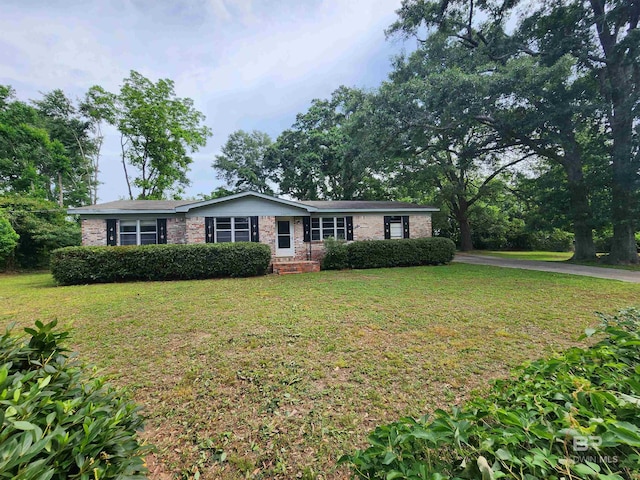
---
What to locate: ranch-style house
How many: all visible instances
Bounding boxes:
[70,191,438,267]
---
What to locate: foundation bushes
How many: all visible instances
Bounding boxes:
[322,237,455,270]
[0,320,149,479]
[51,242,272,285]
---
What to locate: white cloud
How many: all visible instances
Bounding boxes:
[0,0,407,201]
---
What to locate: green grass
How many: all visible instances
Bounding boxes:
[474,250,573,261]
[474,250,640,270]
[1,266,639,479]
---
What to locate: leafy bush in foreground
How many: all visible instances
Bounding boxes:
[322,237,456,270]
[0,320,149,479]
[50,242,272,285]
[342,309,640,479]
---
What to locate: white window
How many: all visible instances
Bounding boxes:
[311,217,346,240]
[214,217,251,243]
[389,217,403,239]
[119,220,157,245]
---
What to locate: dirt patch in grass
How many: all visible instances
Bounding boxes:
[1,265,639,479]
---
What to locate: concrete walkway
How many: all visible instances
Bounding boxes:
[453,253,640,283]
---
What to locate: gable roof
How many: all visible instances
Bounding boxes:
[173,191,312,213]
[69,191,438,215]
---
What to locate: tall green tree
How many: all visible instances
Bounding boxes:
[388,0,638,263]
[0,86,69,203]
[80,86,117,204]
[370,57,529,250]
[33,89,97,206]
[267,86,388,200]
[95,71,212,200]
[213,130,274,194]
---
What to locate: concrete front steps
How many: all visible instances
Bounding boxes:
[272,260,320,275]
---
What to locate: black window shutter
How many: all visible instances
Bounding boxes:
[250,216,259,242]
[383,216,391,240]
[402,216,410,239]
[157,218,167,244]
[345,216,354,241]
[106,219,117,246]
[205,217,214,243]
[303,217,311,242]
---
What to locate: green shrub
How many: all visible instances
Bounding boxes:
[321,237,349,270]
[51,242,272,285]
[0,212,19,267]
[0,196,80,269]
[0,320,149,479]
[594,232,640,254]
[323,237,455,270]
[341,308,640,480]
[530,228,574,252]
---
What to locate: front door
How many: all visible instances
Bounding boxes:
[275,218,294,257]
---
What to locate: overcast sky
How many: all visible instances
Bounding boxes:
[0,0,412,202]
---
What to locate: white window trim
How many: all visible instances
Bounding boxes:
[119,219,157,246]
[388,216,404,240]
[214,217,250,243]
[311,216,346,241]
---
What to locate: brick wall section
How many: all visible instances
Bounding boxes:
[292,218,308,261]
[185,217,206,244]
[308,242,326,262]
[81,219,107,246]
[352,213,432,241]
[352,214,384,241]
[258,216,276,256]
[166,217,186,244]
[409,214,432,238]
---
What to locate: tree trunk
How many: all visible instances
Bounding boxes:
[589,8,639,264]
[120,135,134,200]
[607,70,638,264]
[455,199,474,251]
[57,171,64,207]
[559,132,597,262]
[458,215,474,251]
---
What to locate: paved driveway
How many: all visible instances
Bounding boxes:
[454,253,640,283]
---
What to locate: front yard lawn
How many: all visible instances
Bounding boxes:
[1,265,639,479]
[477,250,640,270]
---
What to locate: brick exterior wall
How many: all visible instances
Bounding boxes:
[292,218,308,261]
[409,214,432,239]
[257,216,276,256]
[81,219,107,246]
[185,217,206,244]
[352,214,384,241]
[79,213,433,264]
[352,213,432,241]
[166,217,186,244]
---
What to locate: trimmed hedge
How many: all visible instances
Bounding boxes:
[51,242,272,285]
[322,237,455,270]
[0,320,149,479]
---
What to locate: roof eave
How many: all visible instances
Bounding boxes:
[312,208,439,214]
[68,209,179,215]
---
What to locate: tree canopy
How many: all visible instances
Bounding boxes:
[91,71,213,200]
[213,130,274,194]
[387,0,638,262]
